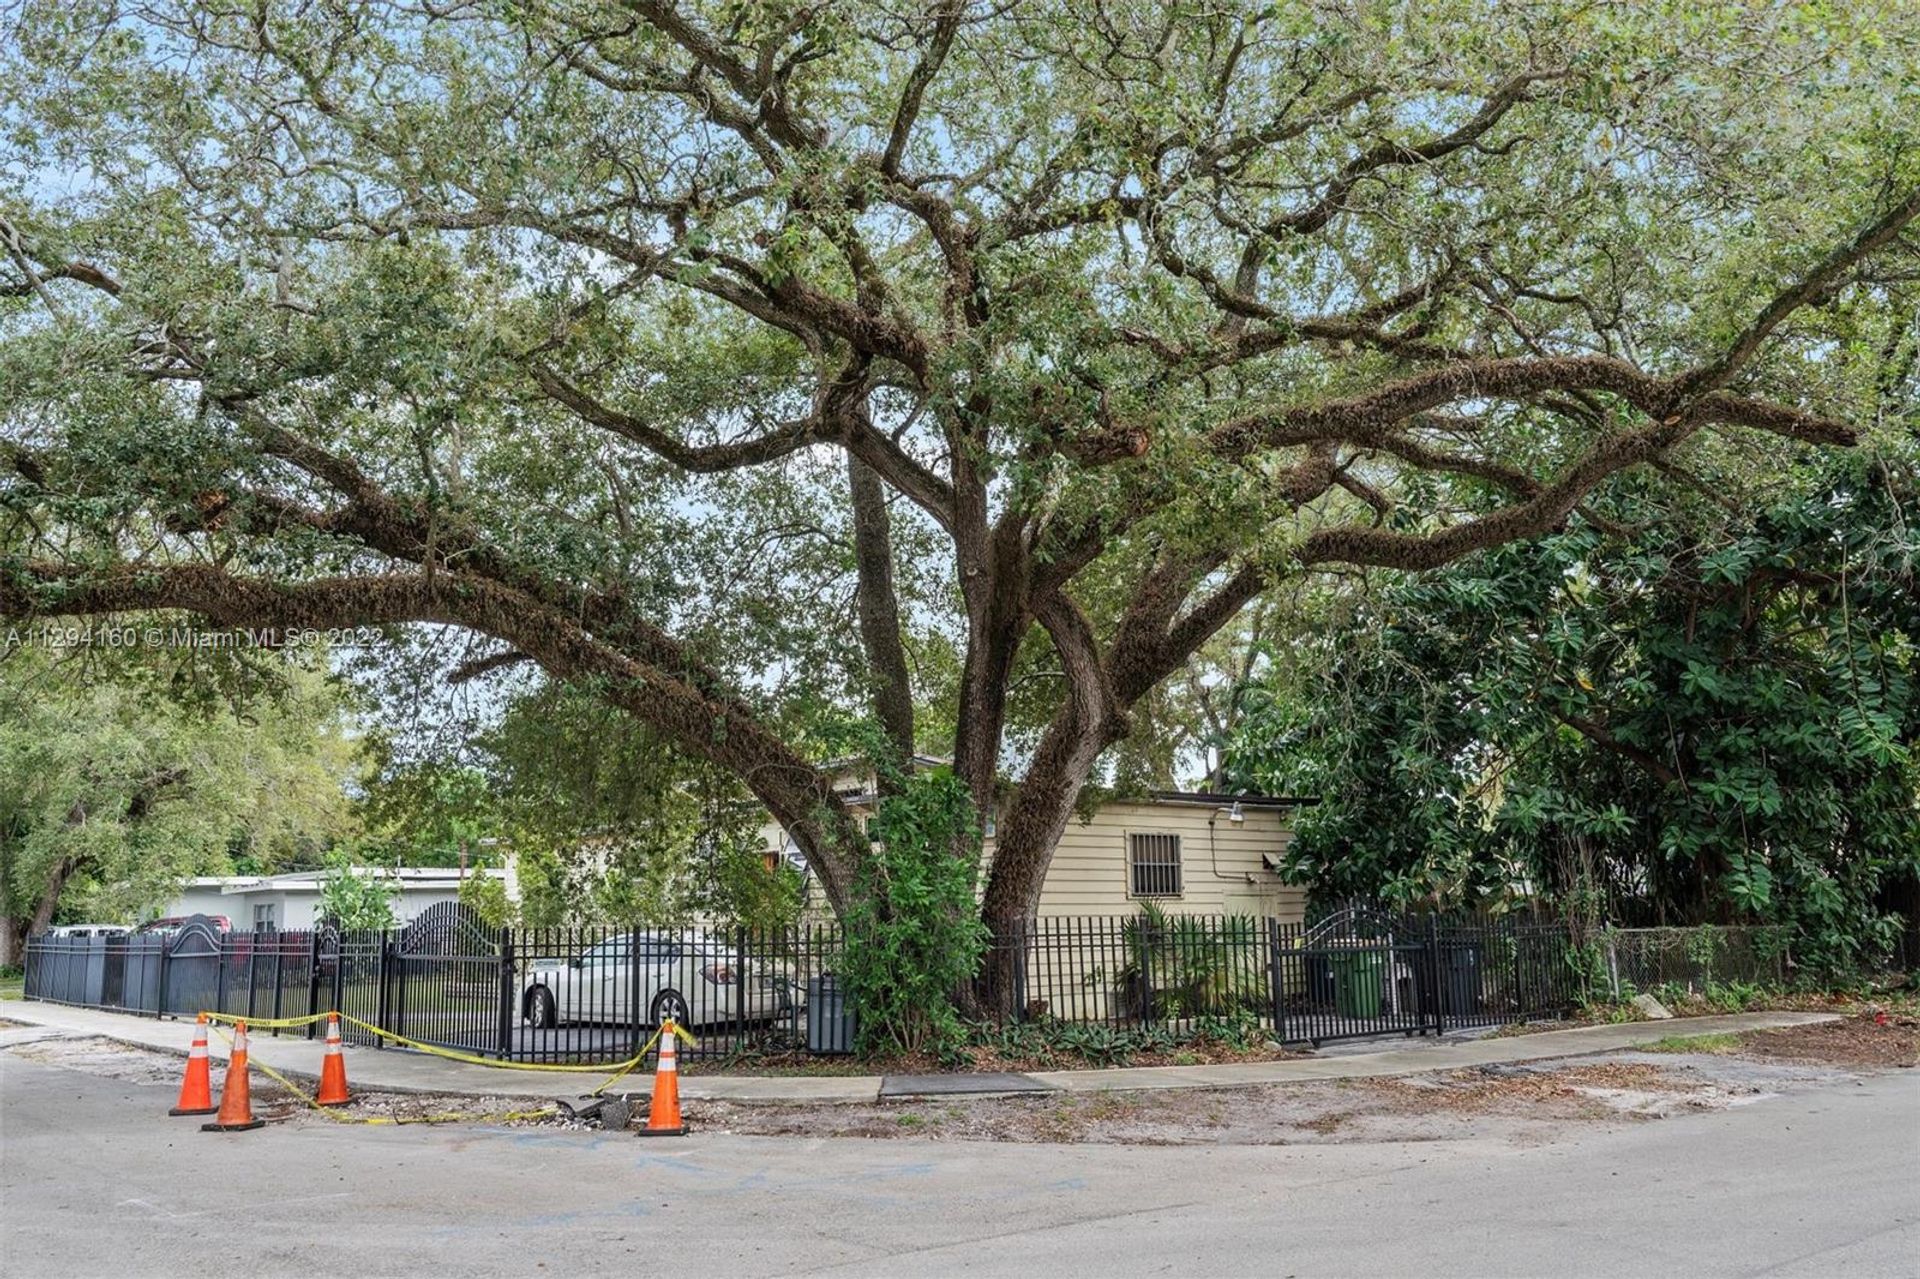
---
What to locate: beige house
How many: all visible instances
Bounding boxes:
[763,758,1313,925]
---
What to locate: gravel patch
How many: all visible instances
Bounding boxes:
[9,1016,1909,1147]
[2,1035,629,1131]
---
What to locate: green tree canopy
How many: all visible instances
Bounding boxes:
[3,1,1918,986]
[358,680,802,928]
[1228,453,1920,973]
[0,645,358,960]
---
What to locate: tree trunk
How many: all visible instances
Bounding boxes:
[974,683,1122,1014]
[4,854,84,974]
[953,509,1031,820]
[28,854,84,935]
[0,853,88,978]
[846,452,915,773]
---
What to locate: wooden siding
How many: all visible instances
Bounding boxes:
[1031,801,1305,923]
[773,797,1306,926]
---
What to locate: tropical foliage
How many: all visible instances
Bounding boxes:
[360,682,805,928]
[841,767,988,1054]
[1229,455,1920,974]
[0,646,357,960]
[1113,904,1267,1021]
[316,850,399,931]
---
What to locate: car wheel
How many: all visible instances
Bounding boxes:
[650,988,690,1029]
[526,985,557,1029]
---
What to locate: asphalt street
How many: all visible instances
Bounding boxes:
[2,1052,1915,1278]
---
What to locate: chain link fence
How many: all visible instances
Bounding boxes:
[1598,925,1791,998]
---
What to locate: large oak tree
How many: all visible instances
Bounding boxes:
[3,1,1917,988]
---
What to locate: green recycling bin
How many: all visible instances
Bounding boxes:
[1329,949,1386,1018]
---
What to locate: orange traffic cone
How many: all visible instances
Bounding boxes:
[202,1019,265,1133]
[315,1013,351,1107]
[168,1014,217,1116]
[636,1019,687,1137]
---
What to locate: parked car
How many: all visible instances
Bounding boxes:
[46,924,131,939]
[520,931,796,1029]
[135,914,232,935]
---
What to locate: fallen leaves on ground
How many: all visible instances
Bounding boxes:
[1738,1011,1919,1069]
[1367,1062,1689,1114]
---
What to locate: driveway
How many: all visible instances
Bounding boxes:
[2,1048,1915,1277]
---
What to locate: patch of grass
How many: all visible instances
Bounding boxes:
[0,976,23,1002]
[1641,1032,1743,1055]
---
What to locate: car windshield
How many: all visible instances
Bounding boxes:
[580,937,627,964]
[579,934,683,965]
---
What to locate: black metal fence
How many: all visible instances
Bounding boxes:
[22,916,851,1063]
[1009,909,1581,1046]
[26,902,1589,1060]
[24,906,1588,1061]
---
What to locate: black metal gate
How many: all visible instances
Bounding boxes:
[1269,907,1442,1046]
[387,908,507,1058]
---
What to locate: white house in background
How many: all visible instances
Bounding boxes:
[159,867,511,931]
[763,758,1317,923]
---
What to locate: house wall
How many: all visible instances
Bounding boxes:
[246,892,302,930]
[157,882,474,931]
[166,885,240,924]
[390,888,466,925]
[774,798,1306,926]
[1038,801,1305,923]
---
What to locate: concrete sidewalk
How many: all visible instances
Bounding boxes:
[0,998,1838,1102]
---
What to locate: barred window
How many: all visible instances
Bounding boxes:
[1128,832,1183,898]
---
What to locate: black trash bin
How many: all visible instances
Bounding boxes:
[1442,942,1483,1015]
[806,974,856,1055]
[1302,950,1337,1009]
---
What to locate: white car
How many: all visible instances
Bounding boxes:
[519,931,796,1029]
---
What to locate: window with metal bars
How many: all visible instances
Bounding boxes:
[1127,832,1183,897]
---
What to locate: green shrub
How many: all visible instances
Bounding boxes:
[965,1008,1273,1067]
[317,852,397,931]
[841,767,988,1057]
[1113,904,1266,1020]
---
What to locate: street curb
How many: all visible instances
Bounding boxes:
[0,1000,1844,1104]
[1020,1011,1845,1096]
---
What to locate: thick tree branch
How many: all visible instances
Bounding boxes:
[881,2,966,178]
[847,451,916,765]
[528,363,837,470]
[0,561,863,909]
[1681,185,1920,398]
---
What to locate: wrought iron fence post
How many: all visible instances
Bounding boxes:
[330,933,347,1030]
[155,935,170,1020]
[1140,914,1156,1028]
[496,927,516,1060]
[1265,916,1285,1039]
[1425,913,1444,1036]
[214,936,228,1017]
[375,932,394,1050]
[245,934,259,1023]
[628,926,643,1061]
[306,929,324,1039]
[734,926,748,1046]
[270,937,285,1035]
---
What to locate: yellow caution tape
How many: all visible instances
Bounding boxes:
[205,1023,560,1126]
[198,1010,700,1099]
[199,1011,330,1029]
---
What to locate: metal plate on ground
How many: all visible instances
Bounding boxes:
[880,1072,1049,1097]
